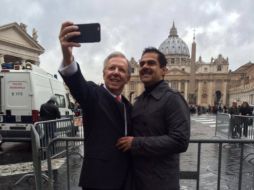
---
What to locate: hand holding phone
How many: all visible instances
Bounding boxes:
[69,23,101,43]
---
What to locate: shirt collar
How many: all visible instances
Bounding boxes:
[103,84,122,99]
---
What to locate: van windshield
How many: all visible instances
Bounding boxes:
[55,94,66,108]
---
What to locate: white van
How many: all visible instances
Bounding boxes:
[0,63,73,143]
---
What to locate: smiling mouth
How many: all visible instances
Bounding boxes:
[110,77,121,82]
[109,79,122,85]
[140,68,153,75]
[140,71,153,76]
[141,73,151,77]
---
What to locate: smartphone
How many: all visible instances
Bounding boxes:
[69,23,101,43]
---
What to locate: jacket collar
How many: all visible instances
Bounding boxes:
[141,80,169,100]
[102,84,122,99]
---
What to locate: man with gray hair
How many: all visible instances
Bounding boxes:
[58,21,132,190]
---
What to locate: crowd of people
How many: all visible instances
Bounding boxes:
[189,101,253,139]
[190,101,253,116]
[189,104,226,115]
[228,101,253,138]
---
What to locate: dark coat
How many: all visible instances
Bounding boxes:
[239,106,252,116]
[40,101,61,121]
[229,106,239,115]
[61,65,132,189]
[131,81,190,190]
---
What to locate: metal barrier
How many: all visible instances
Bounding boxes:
[14,124,49,189]
[216,113,254,139]
[215,113,231,138]
[230,115,254,139]
[25,114,254,190]
[34,117,81,159]
[15,116,83,189]
[44,138,254,190]
[180,139,254,190]
[46,137,84,190]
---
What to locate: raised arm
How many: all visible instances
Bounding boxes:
[59,21,81,66]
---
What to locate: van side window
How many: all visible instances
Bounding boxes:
[55,94,66,108]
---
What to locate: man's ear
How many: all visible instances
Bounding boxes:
[162,66,168,76]
[126,75,131,82]
[103,70,106,80]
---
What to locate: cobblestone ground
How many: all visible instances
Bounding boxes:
[1,115,254,190]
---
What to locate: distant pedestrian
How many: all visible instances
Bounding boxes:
[197,105,202,115]
[73,101,81,116]
[239,101,252,137]
[229,101,239,115]
[223,105,228,113]
[229,101,240,138]
[0,134,3,149]
[40,95,61,121]
[40,95,61,153]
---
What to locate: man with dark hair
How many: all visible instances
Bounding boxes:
[117,47,190,190]
[139,47,168,67]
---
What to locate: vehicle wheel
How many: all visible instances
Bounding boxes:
[0,134,2,145]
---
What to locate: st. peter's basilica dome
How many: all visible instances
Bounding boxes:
[159,22,190,57]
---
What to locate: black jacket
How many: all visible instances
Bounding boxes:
[40,101,61,121]
[131,81,190,190]
[61,65,132,189]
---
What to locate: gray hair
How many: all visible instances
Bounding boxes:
[103,51,132,75]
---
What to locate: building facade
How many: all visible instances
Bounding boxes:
[228,62,254,106]
[0,22,44,68]
[123,23,230,108]
[1,22,253,108]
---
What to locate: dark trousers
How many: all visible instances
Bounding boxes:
[82,168,132,190]
[243,122,248,137]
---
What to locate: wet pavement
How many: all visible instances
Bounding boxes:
[180,114,254,190]
[1,114,254,190]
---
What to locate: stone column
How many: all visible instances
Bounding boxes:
[21,59,26,68]
[0,54,4,64]
[197,81,202,105]
[184,81,188,100]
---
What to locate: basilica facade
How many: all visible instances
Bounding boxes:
[228,62,254,106]
[123,22,230,108]
[0,22,44,67]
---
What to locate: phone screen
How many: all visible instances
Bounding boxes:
[69,23,101,43]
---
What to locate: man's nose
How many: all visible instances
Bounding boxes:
[141,62,149,69]
[113,67,119,73]
[142,60,153,68]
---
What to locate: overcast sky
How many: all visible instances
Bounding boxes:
[1,0,254,83]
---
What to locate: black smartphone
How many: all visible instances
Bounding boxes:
[69,23,101,43]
